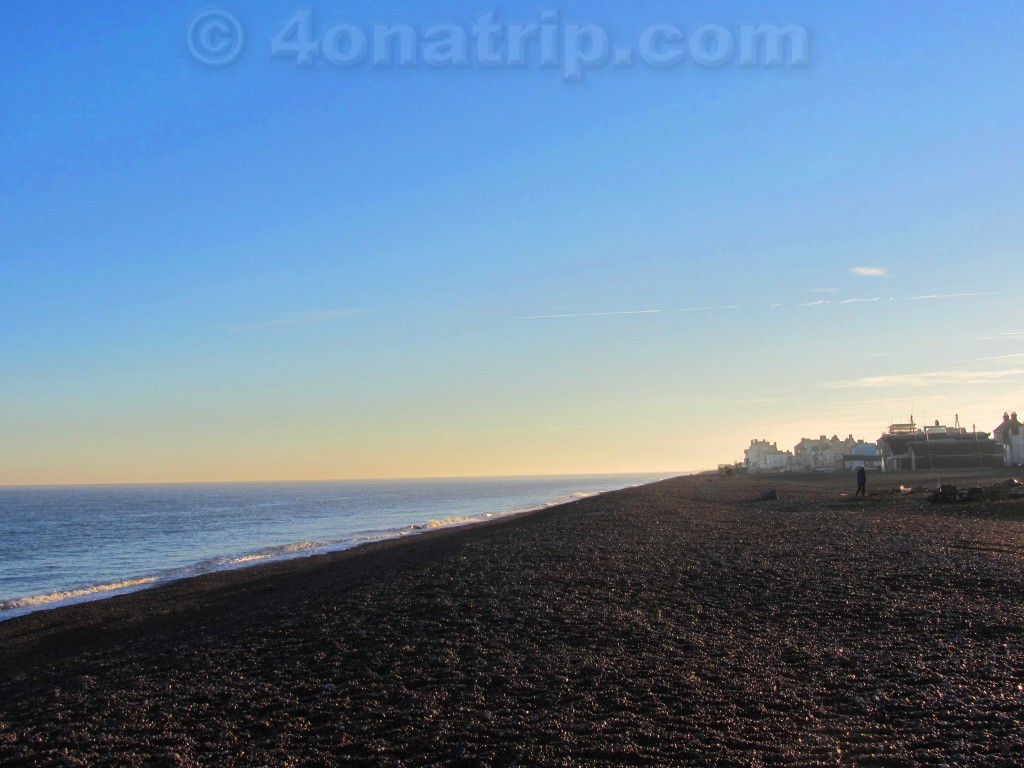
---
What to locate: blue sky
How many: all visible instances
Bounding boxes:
[2,1,1022,483]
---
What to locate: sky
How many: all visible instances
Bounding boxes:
[1,1,1022,485]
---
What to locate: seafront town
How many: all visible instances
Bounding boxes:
[735,410,1024,474]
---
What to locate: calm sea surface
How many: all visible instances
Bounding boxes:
[0,474,669,620]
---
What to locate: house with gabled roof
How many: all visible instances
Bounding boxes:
[744,440,793,473]
[993,411,1024,466]
[793,434,859,471]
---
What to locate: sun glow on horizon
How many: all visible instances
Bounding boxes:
[2,3,1022,486]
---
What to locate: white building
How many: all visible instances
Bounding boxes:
[793,434,860,471]
[744,440,792,473]
[993,412,1024,466]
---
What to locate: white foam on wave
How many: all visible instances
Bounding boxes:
[0,577,158,612]
[0,544,333,619]
[425,516,484,529]
[419,489,605,531]
[220,540,326,566]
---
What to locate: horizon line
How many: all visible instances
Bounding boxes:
[0,468,699,491]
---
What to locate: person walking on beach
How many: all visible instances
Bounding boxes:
[855,466,867,497]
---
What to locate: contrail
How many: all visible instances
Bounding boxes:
[513,288,1007,321]
[677,304,742,312]
[905,291,999,301]
[515,309,664,320]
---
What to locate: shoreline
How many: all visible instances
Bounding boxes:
[2,469,1022,765]
[0,483,623,651]
[0,475,668,624]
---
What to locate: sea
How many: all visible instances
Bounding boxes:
[0,473,669,621]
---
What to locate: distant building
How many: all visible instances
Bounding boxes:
[877,418,1004,472]
[842,442,882,471]
[793,434,859,471]
[744,440,793,473]
[993,411,1024,466]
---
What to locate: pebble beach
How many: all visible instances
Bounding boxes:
[2,471,1023,766]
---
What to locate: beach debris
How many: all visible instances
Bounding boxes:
[925,480,1024,504]
[957,487,984,502]
[899,485,914,495]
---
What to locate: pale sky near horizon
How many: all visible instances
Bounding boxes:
[2,1,1022,485]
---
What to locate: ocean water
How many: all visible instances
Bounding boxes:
[0,473,667,620]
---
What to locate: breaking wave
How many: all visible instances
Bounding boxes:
[0,577,158,612]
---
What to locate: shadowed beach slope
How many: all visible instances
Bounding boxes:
[2,472,1023,766]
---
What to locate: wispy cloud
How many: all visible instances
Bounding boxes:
[851,266,889,277]
[945,352,1024,365]
[677,304,742,312]
[514,288,999,322]
[905,291,999,301]
[976,331,1024,340]
[828,368,1024,389]
[229,309,366,332]
[515,309,663,320]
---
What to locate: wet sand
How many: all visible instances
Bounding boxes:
[2,471,1023,766]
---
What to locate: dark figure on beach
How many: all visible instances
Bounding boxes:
[856,466,867,497]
